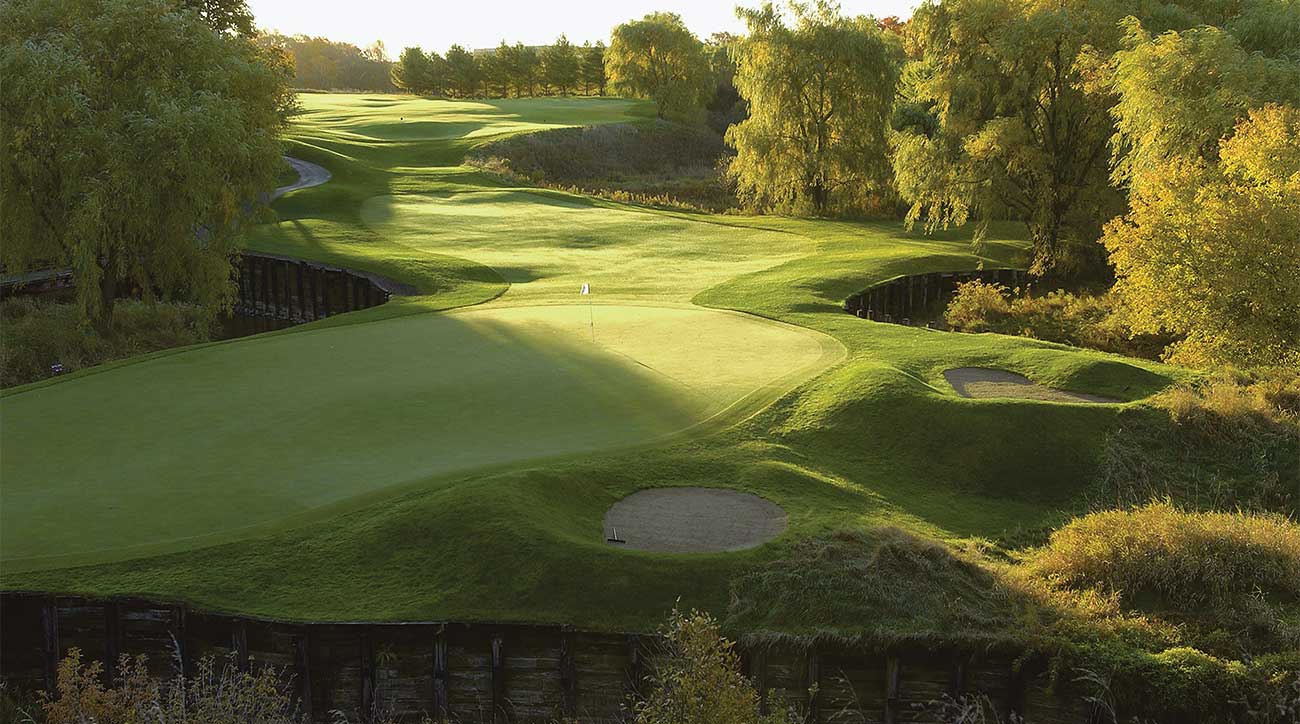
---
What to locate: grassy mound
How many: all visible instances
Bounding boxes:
[1025,502,1300,655]
[726,528,1023,644]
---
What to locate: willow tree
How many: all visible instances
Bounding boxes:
[607,12,712,121]
[892,0,1130,276]
[1,0,292,329]
[726,2,901,214]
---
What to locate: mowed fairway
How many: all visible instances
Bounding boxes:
[2,95,1185,626]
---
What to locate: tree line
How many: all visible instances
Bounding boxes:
[257,33,394,92]
[391,37,607,98]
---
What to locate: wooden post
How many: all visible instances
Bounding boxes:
[103,601,121,682]
[432,626,448,720]
[949,654,967,698]
[1007,662,1028,722]
[626,635,644,699]
[281,261,291,319]
[754,649,768,715]
[884,655,902,724]
[320,270,331,317]
[805,651,821,724]
[41,597,59,694]
[170,604,191,679]
[490,634,505,724]
[295,263,307,322]
[360,627,375,720]
[559,631,577,719]
[295,630,313,722]
[233,619,249,672]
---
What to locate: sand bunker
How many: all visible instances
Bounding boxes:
[603,488,787,553]
[944,367,1119,403]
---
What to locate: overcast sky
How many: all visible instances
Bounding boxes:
[249,0,921,56]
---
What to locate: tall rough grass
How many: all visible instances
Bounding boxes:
[1026,501,1300,610]
[0,298,214,387]
[466,121,737,212]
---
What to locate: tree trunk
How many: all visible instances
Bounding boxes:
[96,269,118,335]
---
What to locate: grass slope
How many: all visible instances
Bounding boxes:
[2,95,1187,630]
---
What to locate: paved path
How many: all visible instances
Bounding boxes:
[273,156,331,199]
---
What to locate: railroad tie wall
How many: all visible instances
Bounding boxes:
[0,593,1092,723]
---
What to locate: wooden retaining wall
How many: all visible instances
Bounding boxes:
[843,269,1030,326]
[0,593,1096,723]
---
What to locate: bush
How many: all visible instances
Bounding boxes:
[467,121,737,211]
[1028,502,1300,608]
[636,609,794,724]
[36,648,297,724]
[0,298,214,387]
[943,280,1172,359]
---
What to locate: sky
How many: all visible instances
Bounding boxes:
[248,0,921,55]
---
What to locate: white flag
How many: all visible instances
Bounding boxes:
[580,283,589,295]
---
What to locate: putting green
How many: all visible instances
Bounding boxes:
[0,303,837,571]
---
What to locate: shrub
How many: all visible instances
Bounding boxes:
[1026,502,1300,613]
[943,281,1172,359]
[0,297,214,387]
[635,609,794,724]
[37,648,297,724]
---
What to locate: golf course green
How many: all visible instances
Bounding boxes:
[1,95,1185,627]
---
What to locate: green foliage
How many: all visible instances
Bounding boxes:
[444,45,482,98]
[726,2,901,215]
[540,35,580,96]
[894,0,1129,276]
[580,41,607,96]
[1108,19,1300,186]
[635,609,794,724]
[390,46,445,95]
[607,12,712,121]
[258,34,393,92]
[0,298,214,388]
[0,0,292,327]
[1103,105,1300,369]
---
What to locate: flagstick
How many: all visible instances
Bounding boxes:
[588,296,595,342]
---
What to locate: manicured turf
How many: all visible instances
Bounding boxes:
[1,95,1189,629]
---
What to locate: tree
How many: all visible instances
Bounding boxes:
[445,44,482,98]
[1102,105,1300,368]
[892,0,1131,276]
[581,41,607,95]
[1,0,291,329]
[607,12,712,121]
[726,2,901,214]
[541,34,580,96]
[512,43,538,97]
[260,33,393,91]
[704,32,746,133]
[634,609,794,724]
[391,46,445,95]
[485,42,514,97]
[1107,18,1300,188]
[176,0,254,36]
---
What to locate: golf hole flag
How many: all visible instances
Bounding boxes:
[580,283,590,295]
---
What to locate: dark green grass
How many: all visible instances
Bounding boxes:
[2,94,1190,630]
